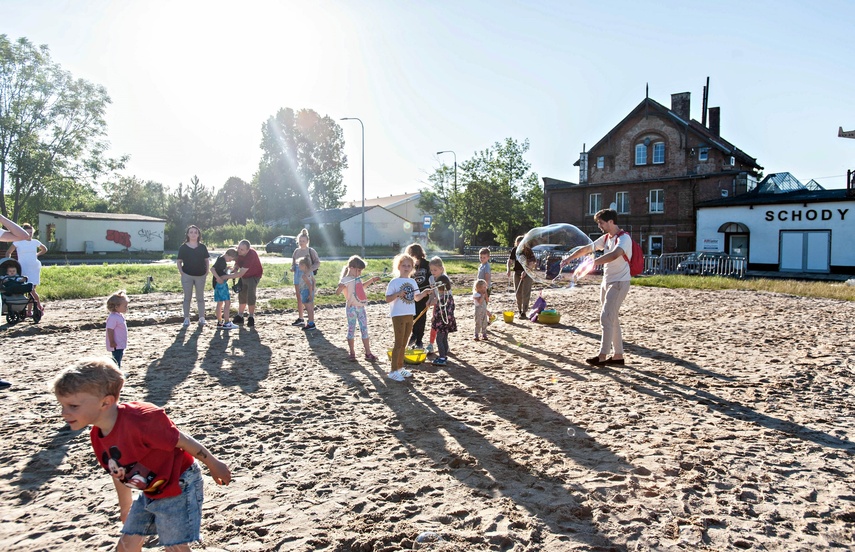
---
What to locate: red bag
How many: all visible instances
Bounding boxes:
[612,231,644,276]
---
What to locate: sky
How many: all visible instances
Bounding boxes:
[3,0,854,203]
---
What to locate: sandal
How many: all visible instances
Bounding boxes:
[348,352,357,362]
[365,353,378,362]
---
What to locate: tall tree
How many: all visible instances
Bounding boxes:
[216,176,254,225]
[105,176,167,218]
[0,35,125,221]
[254,108,347,224]
[165,176,215,247]
[423,138,543,247]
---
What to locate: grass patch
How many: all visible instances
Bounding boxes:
[35,260,855,302]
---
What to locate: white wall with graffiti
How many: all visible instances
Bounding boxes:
[38,211,166,253]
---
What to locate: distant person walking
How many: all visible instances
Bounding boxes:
[176,225,210,327]
[290,229,320,327]
[6,222,47,316]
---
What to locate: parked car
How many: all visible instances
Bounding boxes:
[265,235,297,254]
[677,252,729,275]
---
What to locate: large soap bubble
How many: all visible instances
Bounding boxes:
[517,223,595,286]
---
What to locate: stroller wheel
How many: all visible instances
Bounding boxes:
[32,308,42,324]
[6,312,17,325]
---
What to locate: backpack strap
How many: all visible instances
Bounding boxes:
[610,230,631,263]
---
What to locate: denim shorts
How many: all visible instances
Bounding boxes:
[122,461,203,546]
[213,282,230,302]
[300,287,314,304]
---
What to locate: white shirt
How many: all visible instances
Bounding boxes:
[594,232,632,284]
[386,277,418,317]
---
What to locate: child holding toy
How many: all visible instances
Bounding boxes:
[336,255,381,361]
[297,256,316,330]
[210,248,237,329]
[385,254,429,381]
[430,274,457,366]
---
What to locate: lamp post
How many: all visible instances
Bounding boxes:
[436,150,457,250]
[341,117,365,258]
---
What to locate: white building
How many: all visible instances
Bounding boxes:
[696,174,855,275]
[39,211,167,253]
[302,206,415,247]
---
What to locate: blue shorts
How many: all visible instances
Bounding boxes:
[213,282,230,302]
[121,462,203,546]
[300,287,314,304]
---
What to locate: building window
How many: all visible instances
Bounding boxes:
[652,142,665,164]
[615,192,629,214]
[635,144,647,165]
[649,236,663,256]
[596,156,604,169]
[699,147,709,161]
[649,189,664,213]
[588,193,602,215]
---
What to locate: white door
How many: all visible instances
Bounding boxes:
[779,231,830,272]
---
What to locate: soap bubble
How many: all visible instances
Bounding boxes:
[286,395,304,415]
[415,531,444,546]
[517,224,595,286]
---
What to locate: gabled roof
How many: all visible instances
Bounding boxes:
[343,192,421,209]
[301,205,411,225]
[582,96,762,170]
[39,210,166,222]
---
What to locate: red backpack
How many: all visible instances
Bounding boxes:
[609,231,644,276]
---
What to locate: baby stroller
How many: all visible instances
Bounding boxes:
[0,258,42,324]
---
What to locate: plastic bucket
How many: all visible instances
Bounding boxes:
[503,310,515,323]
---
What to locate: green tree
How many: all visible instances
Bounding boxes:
[105,176,167,218]
[0,35,125,221]
[254,108,347,224]
[423,138,543,247]
[216,176,254,225]
[418,164,460,247]
[165,175,215,247]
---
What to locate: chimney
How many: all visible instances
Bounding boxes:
[708,106,721,136]
[671,92,690,121]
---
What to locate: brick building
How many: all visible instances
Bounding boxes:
[543,91,763,254]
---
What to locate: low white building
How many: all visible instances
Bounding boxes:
[39,211,167,253]
[302,206,414,247]
[696,174,855,275]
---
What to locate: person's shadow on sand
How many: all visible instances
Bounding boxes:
[200,326,270,393]
[11,425,85,501]
[143,325,202,405]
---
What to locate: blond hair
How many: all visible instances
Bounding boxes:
[428,256,445,270]
[392,253,415,278]
[106,290,128,313]
[52,357,124,398]
[473,278,487,293]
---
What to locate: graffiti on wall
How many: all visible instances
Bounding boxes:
[138,229,163,242]
[106,229,132,248]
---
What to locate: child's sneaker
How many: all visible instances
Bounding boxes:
[291,318,304,326]
[222,321,236,330]
[387,371,405,382]
[182,318,191,327]
[431,357,447,366]
[474,334,480,341]
[481,333,488,341]
[303,322,316,331]
[399,368,413,378]
[233,314,244,324]
[425,343,435,354]
[247,316,255,327]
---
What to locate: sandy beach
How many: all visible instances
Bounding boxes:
[1,275,853,551]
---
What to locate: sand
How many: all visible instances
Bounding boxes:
[0,274,853,551]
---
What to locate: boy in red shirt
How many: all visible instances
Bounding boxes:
[53,358,231,550]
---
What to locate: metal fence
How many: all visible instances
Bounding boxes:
[463,246,513,264]
[646,252,746,278]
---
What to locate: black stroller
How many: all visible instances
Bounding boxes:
[0,258,42,324]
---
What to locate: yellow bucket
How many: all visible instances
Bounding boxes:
[503,310,515,323]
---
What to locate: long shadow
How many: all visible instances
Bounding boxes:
[143,326,202,405]
[200,326,270,393]
[599,364,855,450]
[9,425,84,501]
[315,344,630,548]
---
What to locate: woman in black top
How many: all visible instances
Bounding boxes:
[406,243,431,348]
[176,225,210,326]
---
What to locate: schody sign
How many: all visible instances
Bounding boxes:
[765,208,849,222]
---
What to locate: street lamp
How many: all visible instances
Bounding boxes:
[436,150,457,250]
[341,117,365,258]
